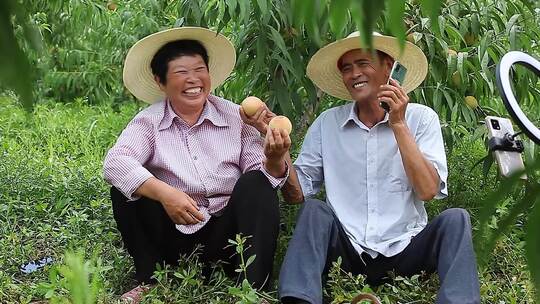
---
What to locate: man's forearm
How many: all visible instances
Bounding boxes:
[392,123,440,201]
[281,153,305,204]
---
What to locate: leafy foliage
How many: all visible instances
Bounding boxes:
[0,97,536,303]
[1,0,540,302]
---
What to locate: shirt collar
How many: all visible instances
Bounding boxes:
[341,102,389,130]
[158,95,228,131]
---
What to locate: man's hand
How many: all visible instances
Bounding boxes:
[240,104,276,135]
[159,188,205,225]
[377,78,409,127]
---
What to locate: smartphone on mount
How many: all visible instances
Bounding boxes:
[380,61,407,112]
[485,116,527,179]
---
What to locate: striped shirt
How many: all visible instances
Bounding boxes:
[103,94,286,234]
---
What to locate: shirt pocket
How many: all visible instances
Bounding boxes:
[388,157,412,192]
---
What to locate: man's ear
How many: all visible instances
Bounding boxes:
[154,75,166,91]
[384,58,394,78]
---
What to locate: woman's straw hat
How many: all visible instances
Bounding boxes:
[123,27,236,103]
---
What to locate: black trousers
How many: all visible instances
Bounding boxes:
[111,170,280,289]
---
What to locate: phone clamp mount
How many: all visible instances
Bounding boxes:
[488,133,524,153]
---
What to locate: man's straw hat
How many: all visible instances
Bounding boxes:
[123,27,236,103]
[307,32,428,100]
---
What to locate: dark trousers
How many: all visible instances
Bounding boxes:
[111,171,280,289]
[279,199,480,304]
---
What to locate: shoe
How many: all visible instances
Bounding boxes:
[121,284,152,303]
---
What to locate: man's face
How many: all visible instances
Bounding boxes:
[338,49,392,104]
[156,54,211,109]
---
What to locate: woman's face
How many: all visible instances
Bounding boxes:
[156,54,211,111]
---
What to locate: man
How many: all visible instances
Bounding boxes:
[277,32,480,304]
[103,27,290,303]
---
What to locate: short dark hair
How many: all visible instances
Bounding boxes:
[337,50,393,70]
[150,40,209,85]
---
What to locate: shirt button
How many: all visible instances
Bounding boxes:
[193,156,198,160]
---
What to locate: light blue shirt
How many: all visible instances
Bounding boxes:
[294,102,448,258]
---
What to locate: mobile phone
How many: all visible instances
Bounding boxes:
[485,116,527,179]
[380,61,408,112]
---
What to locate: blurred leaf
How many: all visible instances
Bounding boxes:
[419,0,443,34]
[525,192,540,302]
[329,0,351,37]
[226,0,238,17]
[386,0,406,50]
[0,0,38,111]
[352,0,385,49]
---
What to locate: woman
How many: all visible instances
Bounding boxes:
[104,27,290,303]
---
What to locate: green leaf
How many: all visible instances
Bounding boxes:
[352,0,385,49]
[291,0,311,30]
[509,23,517,50]
[505,14,521,35]
[268,26,291,61]
[238,0,251,25]
[272,74,294,117]
[245,254,256,268]
[0,0,38,111]
[526,191,540,302]
[387,0,406,51]
[419,0,443,34]
[445,25,465,45]
[471,13,480,35]
[256,0,267,16]
[328,0,351,37]
[457,51,467,89]
[256,0,269,24]
[225,0,237,17]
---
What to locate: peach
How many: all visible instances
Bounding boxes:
[269,116,292,135]
[241,96,264,116]
[447,49,458,57]
[464,96,478,109]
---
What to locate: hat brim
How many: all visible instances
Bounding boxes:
[306,35,428,100]
[123,27,236,103]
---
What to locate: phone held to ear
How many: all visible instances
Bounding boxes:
[380,61,407,112]
[485,116,527,179]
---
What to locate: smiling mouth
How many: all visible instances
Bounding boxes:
[183,87,203,96]
[353,81,368,89]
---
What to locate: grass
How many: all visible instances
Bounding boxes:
[0,96,535,303]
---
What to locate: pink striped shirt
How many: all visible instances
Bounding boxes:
[103,94,286,234]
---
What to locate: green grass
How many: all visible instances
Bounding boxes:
[0,97,535,303]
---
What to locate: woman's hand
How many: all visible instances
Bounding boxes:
[159,188,205,225]
[240,104,276,135]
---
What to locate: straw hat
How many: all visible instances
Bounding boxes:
[306,32,428,100]
[123,27,236,103]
